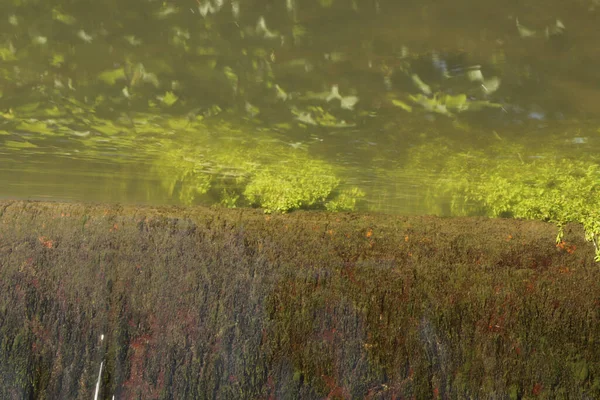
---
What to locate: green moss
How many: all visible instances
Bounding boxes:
[244,155,340,213]
[1,200,599,397]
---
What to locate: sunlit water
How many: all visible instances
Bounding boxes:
[0,0,598,214]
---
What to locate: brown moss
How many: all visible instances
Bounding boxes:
[0,200,598,398]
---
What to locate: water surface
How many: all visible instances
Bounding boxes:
[1,0,598,214]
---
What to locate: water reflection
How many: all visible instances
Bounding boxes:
[0,0,597,215]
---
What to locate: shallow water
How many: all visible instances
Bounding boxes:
[0,0,598,214]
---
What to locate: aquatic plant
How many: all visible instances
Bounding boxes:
[244,155,340,213]
[149,117,365,213]
[437,149,600,261]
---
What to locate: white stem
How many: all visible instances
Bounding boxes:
[94,361,103,400]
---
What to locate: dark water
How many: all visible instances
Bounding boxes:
[0,0,598,213]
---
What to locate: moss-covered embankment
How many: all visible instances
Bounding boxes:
[0,200,598,399]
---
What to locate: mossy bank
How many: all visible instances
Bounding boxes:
[0,200,598,399]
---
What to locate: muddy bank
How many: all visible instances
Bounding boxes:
[0,200,598,399]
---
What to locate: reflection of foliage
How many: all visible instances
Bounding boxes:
[408,93,502,117]
[0,0,512,132]
[291,106,355,128]
[408,141,600,260]
[244,155,340,213]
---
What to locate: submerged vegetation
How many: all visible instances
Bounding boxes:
[2,93,597,256]
[0,81,596,259]
[243,157,340,213]
[404,138,600,261]
[444,155,599,258]
[151,117,364,213]
[0,0,597,226]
